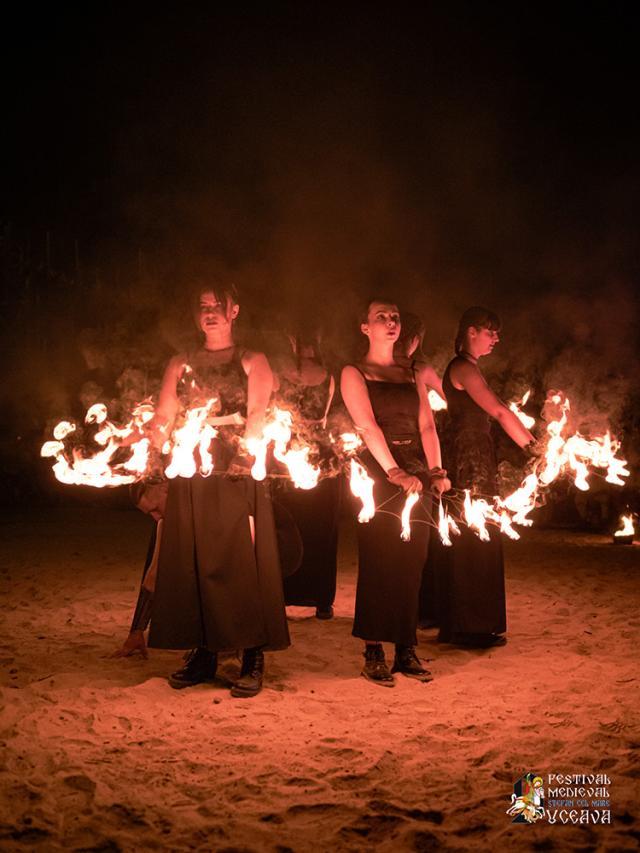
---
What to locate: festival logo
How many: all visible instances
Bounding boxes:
[506,773,546,823]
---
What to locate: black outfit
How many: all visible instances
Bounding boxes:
[435,356,506,640]
[277,374,340,611]
[148,348,290,653]
[351,372,432,647]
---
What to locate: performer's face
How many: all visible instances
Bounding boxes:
[361,302,401,344]
[197,291,239,335]
[469,324,500,357]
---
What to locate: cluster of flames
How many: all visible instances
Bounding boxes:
[341,390,631,544]
[41,400,321,491]
[41,387,631,544]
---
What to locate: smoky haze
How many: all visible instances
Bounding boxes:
[2,7,639,500]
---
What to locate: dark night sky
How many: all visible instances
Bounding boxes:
[2,4,639,446]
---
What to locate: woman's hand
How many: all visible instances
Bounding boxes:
[387,467,423,494]
[112,630,148,659]
[429,467,452,496]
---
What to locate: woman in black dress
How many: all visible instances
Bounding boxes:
[436,307,534,648]
[275,329,340,619]
[147,283,289,697]
[341,298,450,686]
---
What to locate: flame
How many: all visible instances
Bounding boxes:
[498,510,520,541]
[246,408,320,489]
[463,490,491,542]
[349,458,375,522]
[500,473,538,527]
[535,394,629,494]
[85,404,108,425]
[428,389,447,412]
[339,432,362,454]
[53,421,76,440]
[400,491,420,541]
[614,514,634,538]
[123,437,150,474]
[438,500,460,547]
[40,437,136,487]
[509,389,535,430]
[164,400,218,479]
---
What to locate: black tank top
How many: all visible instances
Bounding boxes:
[364,379,421,441]
[179,347,248,418]
[278,373,332,422]
[442,357,491,434]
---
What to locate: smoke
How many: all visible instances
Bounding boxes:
[3,8,639,504]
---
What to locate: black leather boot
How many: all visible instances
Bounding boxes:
[315,605,334,620]
[230,647,264,698]
[168,647,217,689]
[392,645,433,682]
[361,644,395,687]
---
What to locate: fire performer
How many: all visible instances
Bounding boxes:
[435,306,534,648]
[275,326,340,619]
[146,282,289,697]
[341,298,450,686]
[394,312,445,403]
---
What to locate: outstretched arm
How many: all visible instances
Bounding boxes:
[454,361,534,448]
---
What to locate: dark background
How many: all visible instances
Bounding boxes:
[2,3,639,506]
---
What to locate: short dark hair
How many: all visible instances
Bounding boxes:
[189,278,239,317]
[454,306,501,355]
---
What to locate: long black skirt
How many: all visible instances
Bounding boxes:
[353,469,431,647]
[148,474,290,653]
[434,426,506,638]
[435,522,506,639]
[280,476,341,610]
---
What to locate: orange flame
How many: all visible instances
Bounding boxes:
[349,458,375,523]
[614,514,634,538]
[509,389,536,430]
[400,491,420,541]
[428,389,447,412]
[246,408,320,489]
[463,490,491,542]
[438,500,460,547]
[164,400,218,479]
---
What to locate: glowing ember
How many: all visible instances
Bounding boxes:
[349,459,375,523]
[509,390,535,430]
[400,491,420,541]
[614,514,634,538]
[438,500,460,547]
[428,390,447,412]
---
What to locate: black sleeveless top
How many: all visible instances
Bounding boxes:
[364,379,421,442]
[278,373,332,423]
[178,347,248,418]
[352,366,427,476]
[442,356,491,434]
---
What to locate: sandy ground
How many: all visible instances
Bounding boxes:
[0,506,638,852]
